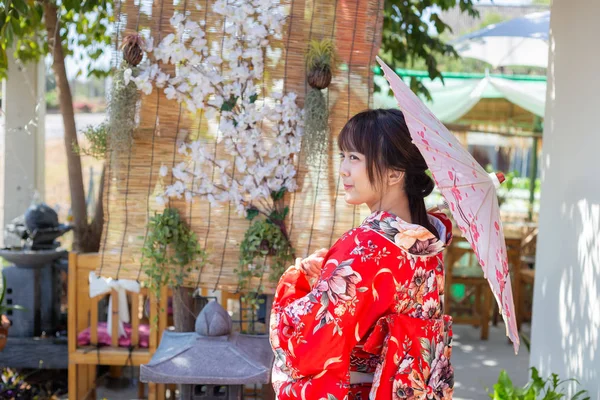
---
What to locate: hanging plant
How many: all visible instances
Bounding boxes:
[237,189,294,293]
[106,34,145,166]
[237,189,293,333]
[72,36,143,163]
[140,208,207,307]
[303,88,328,165]
[304,38,336,167]
[306,38,335,90]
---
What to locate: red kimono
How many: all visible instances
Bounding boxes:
[269,211,455,399]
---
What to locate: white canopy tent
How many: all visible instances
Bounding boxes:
[373,72,546,123]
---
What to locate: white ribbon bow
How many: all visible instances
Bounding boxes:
[89,272,140,338]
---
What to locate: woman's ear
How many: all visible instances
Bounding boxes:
[387,169,405,187]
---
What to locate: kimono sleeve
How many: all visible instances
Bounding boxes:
[272,263,313,310]
[272,229,399,378]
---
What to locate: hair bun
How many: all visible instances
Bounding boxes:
[405,171,434,199]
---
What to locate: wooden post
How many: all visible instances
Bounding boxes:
[173,286,195,332]
[68,253,78,398]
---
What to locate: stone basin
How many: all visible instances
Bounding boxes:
[0,248,67,268]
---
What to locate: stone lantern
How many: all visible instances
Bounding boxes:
[140,301,274,400]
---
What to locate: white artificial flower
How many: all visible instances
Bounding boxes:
[172,162,190,182]
[162,33,176,48]
[170,13,185,28]
[123,68,133,86]
[286,180,298,192]
[206,193,216,205]
[159,165,169,177]
[165,85,177,100]
[155,72,170,88]
[204,107,217,120]
[216,160,229,171]
[134,0,303,211]
[235,157,247,173]
[139,80,153,95]
[144,36,154,52]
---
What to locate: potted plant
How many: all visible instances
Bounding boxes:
[0,275,24,351]
[140,208,207,331]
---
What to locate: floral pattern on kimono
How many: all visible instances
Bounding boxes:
[269,211,453,400]
[363,313,454,399]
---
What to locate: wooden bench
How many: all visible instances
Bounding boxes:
[68,252,168,399]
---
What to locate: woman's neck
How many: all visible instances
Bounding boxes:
[368,190,412,224]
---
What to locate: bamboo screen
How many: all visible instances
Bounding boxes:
[98,0,385,293]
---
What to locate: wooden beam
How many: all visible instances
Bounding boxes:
[70,348,153,365]
[445,123,543,138]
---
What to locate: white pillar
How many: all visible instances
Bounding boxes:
[531,0,600,397]
[0,53,46,247]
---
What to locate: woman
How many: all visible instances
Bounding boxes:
[269,109,454,399]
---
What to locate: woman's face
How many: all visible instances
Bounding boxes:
[339,151,381,208]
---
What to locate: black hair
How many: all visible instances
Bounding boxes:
[338,108,438,237]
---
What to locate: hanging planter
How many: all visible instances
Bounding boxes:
[304,38,336,167]
[74,35,144,166]
[237,191,293,335]
[306,39,335,90]
[140,208,207,304]
[122,34,145,67]
[107,34,144,166]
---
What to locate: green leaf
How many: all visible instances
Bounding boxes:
[271,187,287,201]
[497,370,514,393]
[12,0,29,16]
[523,387,537,400]
[246,207,259,221]
[530,367,547,392]
[249,93,258,103]
[378,0,480,99]
[220,95,238,112]
[572,390,590,400]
